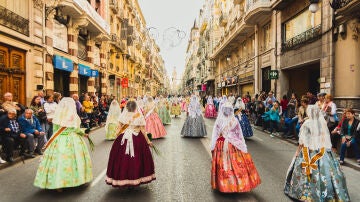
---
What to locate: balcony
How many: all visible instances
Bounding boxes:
[0,5,29,36]
[109,0,119,14]
[59,0,110,35]
[334,0,360,19]
[244,0,272,25]
[281,25,322,52]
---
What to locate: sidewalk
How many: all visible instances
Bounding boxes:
[0,125,103,170]
[253,125,360,172]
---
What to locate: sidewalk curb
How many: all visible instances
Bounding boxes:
[0,126,104,171]
[253,126,360,172]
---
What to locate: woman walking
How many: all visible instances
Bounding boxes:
[105,100,121,140]
[211,101,261,193]
[144,97,167,139]
[34,98,93,191]
[204,96,217,118]
[284,105,350,201]
[234,97,253,138]
[181,95,207,137]
[106,101,155,187]
[158,98,172,125]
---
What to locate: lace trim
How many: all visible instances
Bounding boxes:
[106,174,156,186]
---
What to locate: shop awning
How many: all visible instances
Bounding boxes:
[53,55,74,72]
[78,64,92,77]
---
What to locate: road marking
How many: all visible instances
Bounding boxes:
[90,168,107,187]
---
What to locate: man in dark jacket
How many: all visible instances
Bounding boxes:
[18,109,46,157]
[0,109,26,162]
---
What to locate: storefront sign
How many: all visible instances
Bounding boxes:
[121,78,129,88]
[73,0,110,35]
[78,64,92,77]
[53,55,73,72]
[53,20,68,52]
[269,70,279,80]
[91,70,99,77]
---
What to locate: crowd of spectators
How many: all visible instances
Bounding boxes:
[208,90,360,165]
[0,91,111,164]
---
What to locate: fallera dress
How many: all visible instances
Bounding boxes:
[34,98,93,189]
[106,109,155,187]
[284,105,350,202]
[158,99,171,125]
[181,96,207,137]
[204,96,217,118]
[211,102,261,193]
[145,98,167,139]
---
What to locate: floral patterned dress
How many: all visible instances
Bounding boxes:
[34,124,93,189]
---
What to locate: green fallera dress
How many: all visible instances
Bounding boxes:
[106,123,118,140]
[34,124,93,189]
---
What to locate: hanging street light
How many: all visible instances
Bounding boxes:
[309,0,320,13]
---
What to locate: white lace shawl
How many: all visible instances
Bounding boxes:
[211,102,247,153]
[299,105,332,150]
[188,95,202,118]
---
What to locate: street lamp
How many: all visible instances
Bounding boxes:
[309,0,320,13]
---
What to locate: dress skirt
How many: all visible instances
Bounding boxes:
[284,149,350,202]
[158,106,172,125]
[236,114,253,138]
[211,136,261,193]
[34,129,93,189]
[106,123,118,140]
[181,115,207,137]
[171,104,181,116]
[106,131,156,187]
[181,101,187,112]
[145,113,167,139]
[204,104,217,118]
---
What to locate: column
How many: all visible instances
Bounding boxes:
[87,39,95,93]
[254,24,259,95]
[68,26,79,96]
[44,11,55,95]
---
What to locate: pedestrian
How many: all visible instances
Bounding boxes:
[53,92,62,104]
[280,95,289,118]
[105,100,121,141]
[43,94,58,139]
[106,100,155,187]
[157,97,172,125]
[181,95,207,137]
[144,97,167,139]
[204,95,217,118]
[234,97,253,138]
[34,97,93,191]
[170,96,181,117]
[284,105,350,201]
[211,101,261,193]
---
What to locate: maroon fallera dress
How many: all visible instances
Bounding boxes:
[106,131,156,187]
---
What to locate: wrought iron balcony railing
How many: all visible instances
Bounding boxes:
[282,24,322,52]
[0,5,29,36]
[330,0,353,10]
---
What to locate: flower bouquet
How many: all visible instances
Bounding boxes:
[147,133,161,156]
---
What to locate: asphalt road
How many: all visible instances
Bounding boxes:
[0,113,359,202]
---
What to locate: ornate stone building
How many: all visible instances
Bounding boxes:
[0,0,166,105]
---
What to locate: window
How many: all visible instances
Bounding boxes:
[283,7,321,42]
[53,20,68,52]
[78,36,87,61]
[263,23,271,51]
[0,0,29,19]
[250,35,255,57]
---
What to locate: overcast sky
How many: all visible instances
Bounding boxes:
[138,0,205,82]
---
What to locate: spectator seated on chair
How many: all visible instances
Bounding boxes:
[0,109,26,162]
[18,109,47,157]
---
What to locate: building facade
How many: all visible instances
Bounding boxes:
[0,0,165,105]
[183,0,359,111]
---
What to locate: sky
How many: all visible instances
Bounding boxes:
[138,0,205,83]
